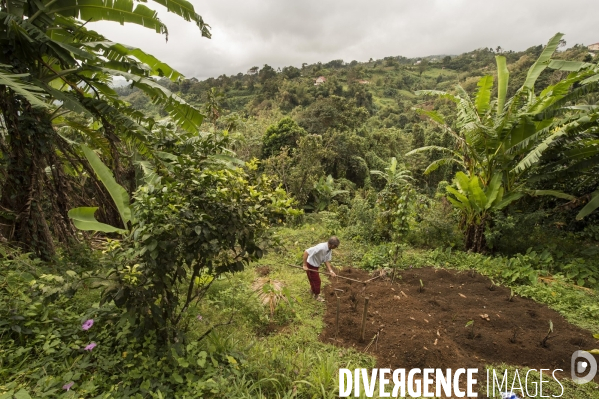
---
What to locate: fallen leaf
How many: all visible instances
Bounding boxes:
[409,317,415,321]
[391,288,395,291]
[424,319,429,323]
[424,346,428,350]
[434,339,438,346]
[401,291,408,297]
[393,295,401,300]
[459,293,467,298]
[437,330,441,337]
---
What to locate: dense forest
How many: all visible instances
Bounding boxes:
[118,36,599,254]
[1,0,598,397]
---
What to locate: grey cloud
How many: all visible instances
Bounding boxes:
[92,0,599,80]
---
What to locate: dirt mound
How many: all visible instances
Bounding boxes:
[320,267,598,381]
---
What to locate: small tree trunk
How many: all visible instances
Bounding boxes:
[463,218,487,253]
[0,90,58,257]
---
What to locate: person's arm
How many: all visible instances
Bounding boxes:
[325,261,336,277]
[303,251,309,271]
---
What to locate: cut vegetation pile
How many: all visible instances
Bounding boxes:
[320,267,599,384]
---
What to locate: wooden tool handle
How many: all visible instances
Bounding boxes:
[287,264,365,284]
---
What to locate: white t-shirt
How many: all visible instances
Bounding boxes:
[306,242,332,267]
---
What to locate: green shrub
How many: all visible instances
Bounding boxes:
[560,258,599,289]
[262,117,307,158]
[408,195,462,249]
[361,243,392,270]
[341,191,383,243]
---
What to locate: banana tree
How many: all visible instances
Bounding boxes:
[446,173,524,252]
[370,156,413,185]
[406,33,598,250]
[68,145,133,234]
[371,158,414,244]
[0,0,210,256]
[310,175,348,211]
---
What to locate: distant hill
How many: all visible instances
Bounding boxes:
[118,43,593,121]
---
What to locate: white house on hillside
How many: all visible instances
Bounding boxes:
[314,76,326,85]
[588,43,599,51]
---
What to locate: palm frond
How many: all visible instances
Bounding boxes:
[423,157,462,175]
[547,60,594,72]
[0,65,50,108]
[512,114,597,173]
[405,145,461,158]
[151,0,211,38]
[534,81,599,120]
[523,32,564,91]
[101,68,204,133]
[528,190,575,200]
[577,190,599,220]
[414,108,446,125]
[496,55,509,114]
[474,75,494,116]
[50,0,169,37]
[83,41,183,81]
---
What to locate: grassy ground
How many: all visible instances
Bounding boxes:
[188,218,599,398]
[183,221,375,398]
[2,219,597,398]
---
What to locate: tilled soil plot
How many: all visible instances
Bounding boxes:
[320,267,598,382]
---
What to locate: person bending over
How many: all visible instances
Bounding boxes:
[303,236,339,302]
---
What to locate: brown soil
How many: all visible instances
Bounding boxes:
[320,267,599,382]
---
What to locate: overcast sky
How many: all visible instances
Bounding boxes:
[92,0,599,80]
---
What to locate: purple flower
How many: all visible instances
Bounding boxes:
[82,319,94,331]
[197,315,203,321]
[63,382,74,391]
[84,342,97,351]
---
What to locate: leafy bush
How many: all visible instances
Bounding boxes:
[486,211,549,254]
[408,195,462,249]
[103,162,298,342]
[361,244,392,270]
[577,224,599,242]
[319,211,343,237]
[0,247,273,398]
[340,191,383,243]
[501,250,546,285]
[309,175,348,212]
[261,117,306,158]
[560,258,598,289]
